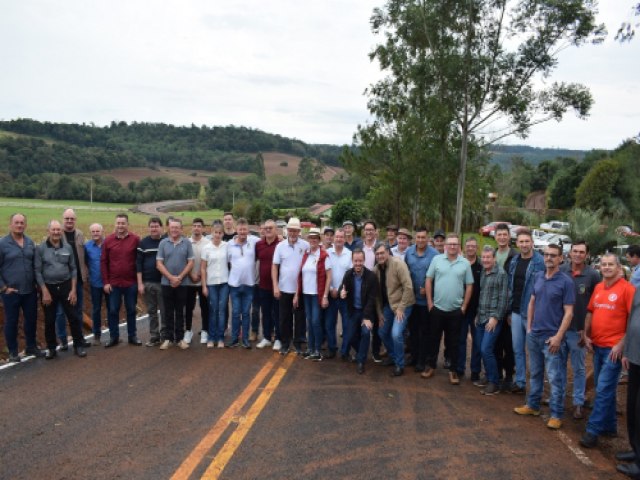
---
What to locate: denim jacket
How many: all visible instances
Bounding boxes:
[507,251,544,319]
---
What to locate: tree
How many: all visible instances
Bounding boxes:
[566,208,616,257]
[331,197,367,227]
[297,156,326,184]
[367,0,605,234]
[575,158,621,211]
[253,152,266,181]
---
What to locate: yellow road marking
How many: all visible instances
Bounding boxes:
[170,358,278,480]
[201,354,295,479]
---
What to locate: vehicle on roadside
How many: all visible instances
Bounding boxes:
[480,221,511,237]
[540,220,570,233]
[534,233,572,256]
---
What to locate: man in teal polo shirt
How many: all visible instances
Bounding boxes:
[425,233,474,384]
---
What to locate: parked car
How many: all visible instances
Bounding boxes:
[534,233,572,256]
[540,220,570,233]
[480,221,511,237]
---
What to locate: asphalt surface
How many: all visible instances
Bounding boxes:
[0,313,629,480]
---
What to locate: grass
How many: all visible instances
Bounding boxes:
[0,197,224,240]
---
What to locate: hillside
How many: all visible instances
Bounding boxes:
[487,144,586,169]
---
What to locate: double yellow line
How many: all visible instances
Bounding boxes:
[171,354,294,480]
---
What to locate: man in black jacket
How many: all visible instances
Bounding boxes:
[339,249,379,374]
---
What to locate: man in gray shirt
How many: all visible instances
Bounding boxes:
[0,213,43,362]
[156,218,194,350]
[35,220,87,359]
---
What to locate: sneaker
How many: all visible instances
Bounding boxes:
[280,347,290,355]
[207,341,215,348]
[482,383,500,395]
[226,340,240,348]
[249,331,258,342]
[217,340,225,349]
[580,431,598,447]
[256,338,272,349]
[473,376,488,387]
[159,340,171,350]
[200,331,209,344]
[272,340,282,351]
[178,340,190,350]
[25,347,45,358]
[449,371,460,385]
[8,352,21,363]
[183,330,193,344]
[372,353,382,363]
[510,384,526,395]
[514,405,541,416]
[145,338,161,347]
[242,341,252,349]
[421,367,435,379]
[547,418,562,430]
[301,350,312,358]
[308,352,322,361]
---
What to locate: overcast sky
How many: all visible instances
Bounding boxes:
[1,1,638,150]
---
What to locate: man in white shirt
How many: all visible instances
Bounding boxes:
[272,217,310,355]
[327,229,352,358]
[185,218,211,344]
[226,218,258,349]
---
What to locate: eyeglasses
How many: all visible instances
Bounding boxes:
[543,253,559,258]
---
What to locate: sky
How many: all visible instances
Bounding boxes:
[0,1,638,150]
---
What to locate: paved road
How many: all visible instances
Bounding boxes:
[0,315,627,480]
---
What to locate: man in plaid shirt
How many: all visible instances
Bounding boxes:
[475,246,509,395]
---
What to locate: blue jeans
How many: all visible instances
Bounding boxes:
[108,284,138,340]
[587,345,623,436]
[55,281,83,340]
[342,309,370,364]
[511,312,528,388]
[458,309,481,376]
[562,330,586,407]
[258,288,279,341]
[526,333,567,419]
[303,294,322,352]
[378,304,412,368]
[90,286,110,338]
[475,321,503,385]
[230,285,253,343]
[327,297,348,353]
[207,283,229,343]
[1,291,38,354]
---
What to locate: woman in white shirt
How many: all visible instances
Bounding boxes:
[201,221,229,348]
[294,228,332,361]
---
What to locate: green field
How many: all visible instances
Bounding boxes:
[0,198,224,239]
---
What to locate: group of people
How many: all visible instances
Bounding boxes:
[2,212,640,478]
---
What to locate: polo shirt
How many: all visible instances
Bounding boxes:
[560,263,601,331]
[327,247,352,290]
[201,241,229,285]
[405,244,438,307]
[35,240,76,286]
[588,277,635,347]
[426,254,474,311]
[273,238,310,294]
[531,270,575,337]
[156,236,194,287]
[227,236,258,287]
[256,238,279,290]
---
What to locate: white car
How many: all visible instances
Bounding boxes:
[540,220,570,233]
[534,233,572,255]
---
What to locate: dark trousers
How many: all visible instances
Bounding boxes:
[251,285,260,333]
[259,288,280,341]
[428,307,463,372]
[186,286,209,332]
[372,319,381,356]
[161,285,187,342]
[278,292,305,350]
[495,320,515,380]
[627,362,640,467]
[342,309,370,364]
[408,305,430,368]
[44,280,83,349]
[1,290,38,355]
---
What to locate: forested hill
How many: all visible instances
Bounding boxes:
[0,118,343,177]
[487,144,586,169]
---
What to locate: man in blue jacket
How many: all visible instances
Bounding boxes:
[508,230,545,394]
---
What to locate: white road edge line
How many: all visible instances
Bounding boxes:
[557,430,594,467]
[0,314,150,371]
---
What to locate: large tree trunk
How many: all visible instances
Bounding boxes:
[454,126,468,235]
